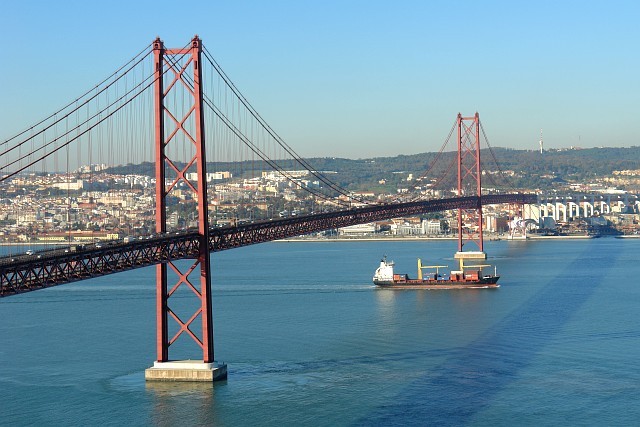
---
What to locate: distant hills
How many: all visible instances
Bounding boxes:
[106,146,640,193]
[294,146,640,192]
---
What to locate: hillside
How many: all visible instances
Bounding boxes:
[107,146,640,193]
[296,146,640,192]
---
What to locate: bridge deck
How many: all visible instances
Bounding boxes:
[0,194,536,297]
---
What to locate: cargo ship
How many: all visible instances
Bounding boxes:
[372,256,499,289]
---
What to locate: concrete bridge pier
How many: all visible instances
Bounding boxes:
[145,361,227,382]
[454,251,487,273]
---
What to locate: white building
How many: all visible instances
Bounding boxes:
[422,219,442,235]
[338,223,377,236]
[50,180,84,191]
[186,171,232,182]
[261,170,309,181]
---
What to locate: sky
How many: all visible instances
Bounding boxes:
[1,0,639,159]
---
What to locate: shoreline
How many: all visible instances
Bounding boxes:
[4,234,638,247]
[275,234,640,242]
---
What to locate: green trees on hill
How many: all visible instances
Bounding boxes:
[105,146,640,193]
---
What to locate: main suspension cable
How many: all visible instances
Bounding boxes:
[479,121,518,191]
[1,42,194,182]
[1,43,153,157]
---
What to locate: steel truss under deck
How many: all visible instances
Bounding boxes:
[0,235,199,296]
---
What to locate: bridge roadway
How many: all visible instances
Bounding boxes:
[0,193,535,297]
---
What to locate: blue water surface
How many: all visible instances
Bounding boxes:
[1,238,639,426]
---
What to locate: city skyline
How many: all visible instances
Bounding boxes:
[1,1,639,161]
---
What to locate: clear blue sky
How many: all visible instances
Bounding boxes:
[1,0,639,158]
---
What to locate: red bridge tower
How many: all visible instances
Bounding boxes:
[454,113,488,271]
[145,36,226,382]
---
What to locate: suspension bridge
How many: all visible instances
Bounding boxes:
[0,36,535,381]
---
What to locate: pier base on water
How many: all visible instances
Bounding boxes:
[454,251,487,261]
[453,251,489,273]
[145,360,227,382]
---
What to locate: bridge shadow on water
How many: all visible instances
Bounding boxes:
[354,243,613,426]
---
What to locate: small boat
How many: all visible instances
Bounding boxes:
[372,256,499,289]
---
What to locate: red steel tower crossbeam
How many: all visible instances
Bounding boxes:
[456,112,484,253]
[153,36,214,363]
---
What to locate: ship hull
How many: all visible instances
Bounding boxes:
[374,276,499,290]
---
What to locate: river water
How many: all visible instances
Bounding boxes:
[1,238,639,426]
